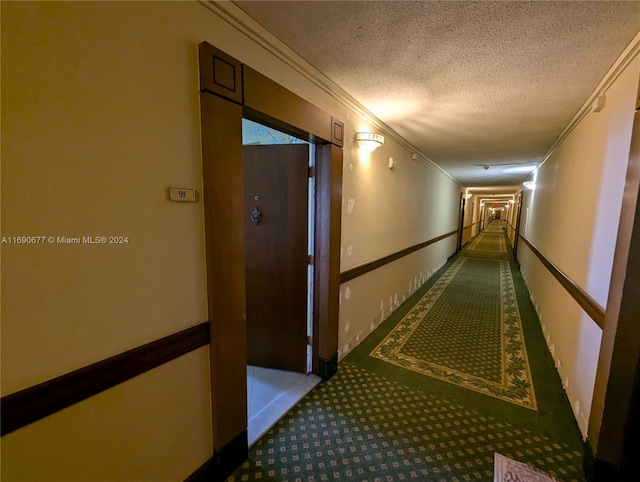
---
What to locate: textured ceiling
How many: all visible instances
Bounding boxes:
[233,0,640,191]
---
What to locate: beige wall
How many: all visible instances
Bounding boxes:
[518,52,640,436]
[1,0,210,394]
[2,2,224,479]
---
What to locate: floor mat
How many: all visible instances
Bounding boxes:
[494,452,559,482]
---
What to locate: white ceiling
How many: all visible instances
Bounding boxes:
[233,0,640,191]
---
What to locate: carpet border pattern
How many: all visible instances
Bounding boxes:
[371,256,537,410]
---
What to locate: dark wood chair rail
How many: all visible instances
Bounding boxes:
[340,230,458,284]
[518,235,605,328]
[1,322,210,437]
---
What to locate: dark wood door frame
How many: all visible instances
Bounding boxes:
[457,193,466,251]
[198,42,344,474]
[513,192,523,256]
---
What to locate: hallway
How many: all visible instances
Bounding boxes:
[228,221,584,481]
[2,3,638,480]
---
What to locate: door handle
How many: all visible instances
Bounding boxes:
[250,206,262,225]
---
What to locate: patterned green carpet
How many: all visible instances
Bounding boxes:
[227,222,585,481]
[371,255,536,409]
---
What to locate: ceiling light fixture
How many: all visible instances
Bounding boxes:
[355,132,384,152]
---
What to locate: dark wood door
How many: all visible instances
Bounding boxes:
[244,144,309,373]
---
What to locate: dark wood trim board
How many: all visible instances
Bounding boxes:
[1,322,210,437]
[518,234,605,328]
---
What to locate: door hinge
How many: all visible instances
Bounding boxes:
[308,166,315,178]
[307,335,313,346]
[308,254,314,265]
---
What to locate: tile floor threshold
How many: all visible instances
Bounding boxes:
[247,365,322,447]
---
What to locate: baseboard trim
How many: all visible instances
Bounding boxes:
[1,322,210,436]
[318,352,338,381]
[184,430,248,482]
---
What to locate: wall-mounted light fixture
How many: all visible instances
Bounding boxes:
[355,132,384,152]
[523,181,536,190]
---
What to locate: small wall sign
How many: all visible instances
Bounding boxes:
[169,188,197,202]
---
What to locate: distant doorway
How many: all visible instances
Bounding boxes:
[457,194,466,251]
